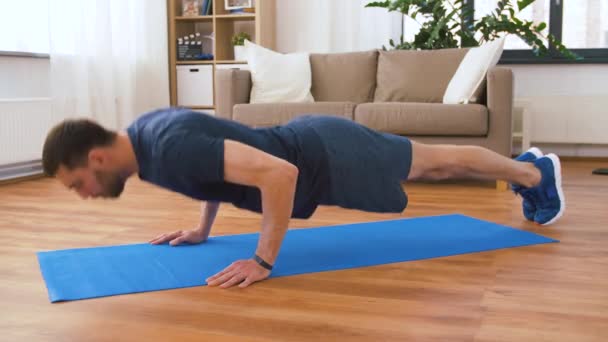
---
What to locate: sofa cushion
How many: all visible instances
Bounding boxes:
[233,102,355,127]
[310,50,378,103]
[444,37,505,104]
[245,40,314,104]
[374,48,469,103]
[354,102,488,136]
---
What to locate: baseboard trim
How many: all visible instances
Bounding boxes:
[513,143,608,158]
[0,160,44,183]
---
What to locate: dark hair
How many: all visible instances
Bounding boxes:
[42,119,117,176]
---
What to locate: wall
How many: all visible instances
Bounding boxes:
[275,0,402,54]
[0,56,50,98]
[0,56,53,168]
[510,64,608,156]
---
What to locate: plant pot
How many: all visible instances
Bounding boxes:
[234,45,247,61]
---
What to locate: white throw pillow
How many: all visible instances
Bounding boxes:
[244,40,314,104]
[443,37,506,104]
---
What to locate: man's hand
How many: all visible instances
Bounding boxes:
[206,259,271,288]
[149,229,207,246]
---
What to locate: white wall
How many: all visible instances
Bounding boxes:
[0,56,50,98]
[510,65,608,156]
[511,65,608,97]
[0,56,53,167]
[275,0,402,54]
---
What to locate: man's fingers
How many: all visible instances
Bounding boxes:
[150,231,182,245]
[220,274,246,289]
[238,277,254,288]
[206,260,271,289]
[206,271,232,285]
[149,233,167,244]
[169,236,185,246]
[206,268,236,285]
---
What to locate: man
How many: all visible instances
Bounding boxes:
[42,108,564,289]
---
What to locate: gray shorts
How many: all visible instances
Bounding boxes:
[288,115,412,213]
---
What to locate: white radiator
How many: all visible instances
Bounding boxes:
[0,98,54,178]
[523,95,608,144]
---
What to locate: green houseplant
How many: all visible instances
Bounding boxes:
[366,0,577,59]
[231,32,252,61]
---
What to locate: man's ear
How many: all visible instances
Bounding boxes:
[88,148,107,168]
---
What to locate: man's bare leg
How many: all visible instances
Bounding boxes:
[406,141,541,188]
[406,141,565,225]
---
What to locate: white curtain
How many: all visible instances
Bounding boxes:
[0,0,49,54]
[49,0,170,130]
[276,0,403,53]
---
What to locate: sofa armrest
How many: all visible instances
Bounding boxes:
[486,67,514,157]
[215,69,252,120]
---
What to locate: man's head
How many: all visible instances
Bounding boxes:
[43,119,127,199]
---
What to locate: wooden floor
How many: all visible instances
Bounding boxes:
[1,160,607,341]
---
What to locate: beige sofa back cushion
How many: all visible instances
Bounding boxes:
[233,102,355,127]
[310,50,378,103]
[374,48,469,103]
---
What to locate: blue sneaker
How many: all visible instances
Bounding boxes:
[519,153,565,225]
[511,147,543,221]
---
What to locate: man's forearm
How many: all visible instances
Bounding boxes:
[255,168,298,265]
[197,201,220,240]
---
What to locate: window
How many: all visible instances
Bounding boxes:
[403,15,424,43]
[0,0,49,55]
[562,0,608,48]
[474,0,550,49]
[472,0,608,63]
[401,0,608,64]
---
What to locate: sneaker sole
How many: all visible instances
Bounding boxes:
[515,147,543,162]
[527,147,543,159]
[541,153,565,225]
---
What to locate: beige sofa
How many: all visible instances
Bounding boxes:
[215,49,513,179]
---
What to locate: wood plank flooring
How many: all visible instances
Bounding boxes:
[1,160,607,341]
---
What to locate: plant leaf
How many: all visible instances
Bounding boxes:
[365,1,391,9]
[364,0,576,59]
[535,22,547,32]
[517,0,535,11]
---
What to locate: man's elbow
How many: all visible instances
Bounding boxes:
[263,162,298,190]
[280,162,299,185]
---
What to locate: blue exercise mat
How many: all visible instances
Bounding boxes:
[37,214,557,302]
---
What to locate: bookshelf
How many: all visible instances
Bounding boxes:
[167,0,276,110]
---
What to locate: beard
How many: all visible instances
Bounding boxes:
[95,170,126,198]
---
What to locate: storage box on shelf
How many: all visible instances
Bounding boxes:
[167,0,276,111]
[177,65,214,107]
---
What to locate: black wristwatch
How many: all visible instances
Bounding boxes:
[253,254,273,271]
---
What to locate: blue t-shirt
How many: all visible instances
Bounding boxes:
[127,107,412,218]
[126,108,329,219]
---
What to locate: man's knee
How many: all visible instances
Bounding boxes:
[409,141,448,180]
[409,142,463,181]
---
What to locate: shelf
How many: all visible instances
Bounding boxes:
[176,60,214,65]
[174,15,255,21]
[215,14,255,20]
[168,0,275,106]
[175,15,213,21]
[216,60,247,64]
[176,60,247,65]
